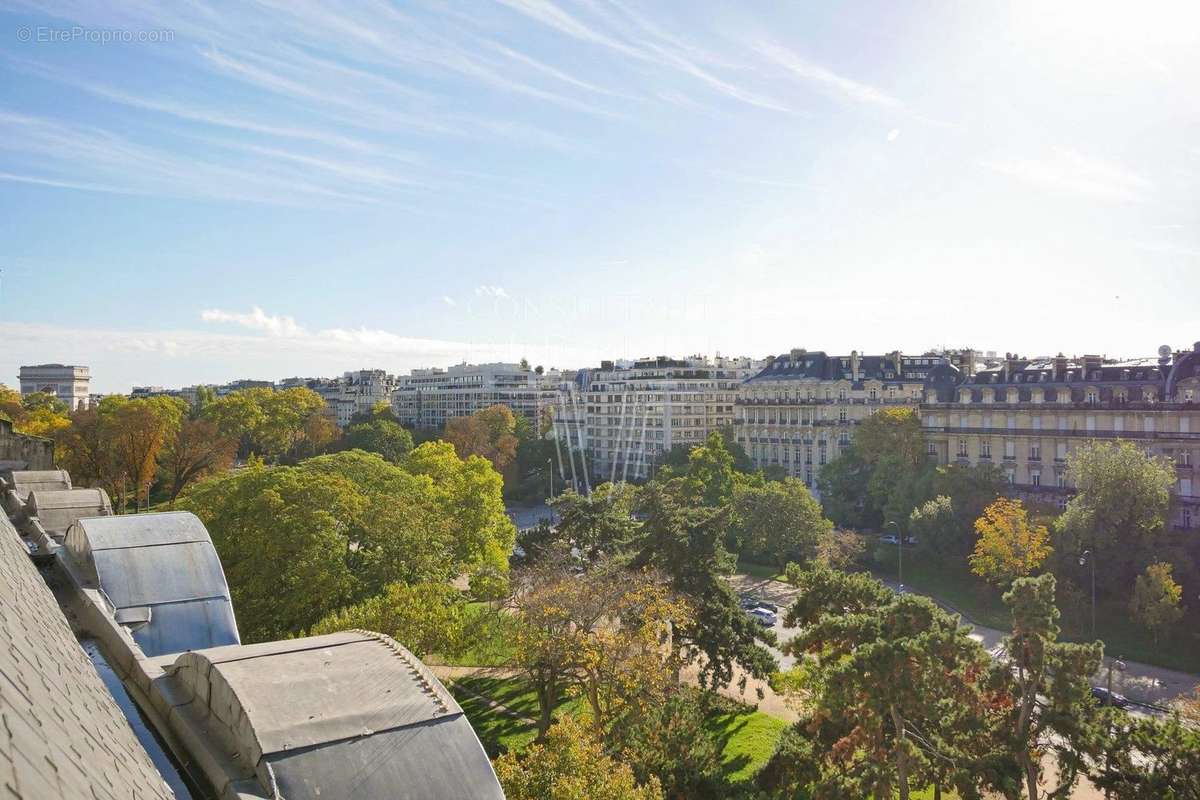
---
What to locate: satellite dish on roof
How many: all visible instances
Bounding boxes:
[1158,344,1172,358]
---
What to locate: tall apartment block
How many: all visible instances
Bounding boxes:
[734,349,959,488]
[922,343,1200,529]
[18,363,90,410]
[584,355,762,482]
[391,362,561,430]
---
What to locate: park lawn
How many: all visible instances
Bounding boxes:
[702,706,788,784]
[736,557,787,582]
[873,549,1200,674]
[451,675,789,786]
[450,675,583,757]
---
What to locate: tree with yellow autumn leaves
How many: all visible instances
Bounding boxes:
[969,497,1052,587]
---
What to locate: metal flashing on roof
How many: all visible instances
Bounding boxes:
[165,632,504,800]
[64,511,240,656]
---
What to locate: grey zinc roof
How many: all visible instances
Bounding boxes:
[8,469,71,500]
[0,514,175,800]
[64,511,240,656]
[167,632,505,800]
[25,487,112,537]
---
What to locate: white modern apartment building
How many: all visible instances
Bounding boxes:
[19,364,90,410]
[391,362,560,430]
[584,355,762,482]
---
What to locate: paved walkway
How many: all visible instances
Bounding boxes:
[730,572,1200,710]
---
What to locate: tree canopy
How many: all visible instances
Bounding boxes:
[969,498,1052,587]
[1054,440,1176,590]
[178,446,515,639]
[735,477,832,572]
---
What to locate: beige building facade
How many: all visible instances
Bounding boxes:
[735,349,959,488]
[922,344,1200,530]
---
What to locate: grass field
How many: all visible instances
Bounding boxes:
[735,557,787,582]
[451,674,788,785]
[451,675,583,756]
[701,705,788,784]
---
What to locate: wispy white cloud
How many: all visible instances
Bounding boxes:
[201,306,306,337]
[752,40,902,110]
[442,296,457,306]
[980,149,1152,202]
[494,0,795,113]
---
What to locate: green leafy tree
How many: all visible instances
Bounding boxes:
[344,417,414,463]
[817,449,873,528]
[309,581,469,658]
[999,573,1103,800]
[612,689,725,799]
[735,478,832,572]
[684,430,737,508]
[855,407,928,468]
[909,495,959,559]
[202,386,329,460]
[820,408,934,532]
[659,426,754,475]
[931,464,1006,546]
[178,464,361,640]
[1129,562,1184,645]
[781,566,996,800]
[20,391,69,415]
[1054,440,1175,589]
[1092,713,1200,799]
[179,448,514,639]
[631,484,776,690]
[494,716,663,800]
[969,498,1052,587]
[543,482,640,562]
[404,441,517,595]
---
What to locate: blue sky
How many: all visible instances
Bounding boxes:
[1,1,1198,392]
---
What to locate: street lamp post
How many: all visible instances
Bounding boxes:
[888,521,903,591]
[547,458,554,501]
[1079,549,1096,639]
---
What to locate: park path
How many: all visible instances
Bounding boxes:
[730,572,1199,709]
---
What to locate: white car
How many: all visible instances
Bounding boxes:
[879,533,900,545]
[747,607,778,627]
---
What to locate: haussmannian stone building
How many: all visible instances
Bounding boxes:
[734,348,961,489]
[921,343,1200,530]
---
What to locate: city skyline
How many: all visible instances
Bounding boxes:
[3,1,1199,392]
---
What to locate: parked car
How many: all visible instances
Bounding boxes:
[879,534,900,545]
[755,601,779,613]
[1091,686,1130,708]
[747,607,777,627]
[739,594,762,610]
